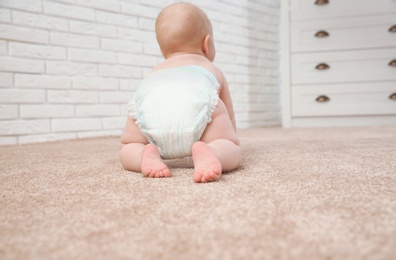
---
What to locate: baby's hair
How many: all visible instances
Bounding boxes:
[155,3,212,57]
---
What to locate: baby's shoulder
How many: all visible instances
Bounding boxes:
[202,63,226,88]
[185,59,222,80]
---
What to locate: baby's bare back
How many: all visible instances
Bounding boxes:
[153,54,225,87]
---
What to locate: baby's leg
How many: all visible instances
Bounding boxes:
[193,101,242,183]
[120,117,171,178]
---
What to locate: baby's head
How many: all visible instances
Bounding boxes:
[155,3,215,61]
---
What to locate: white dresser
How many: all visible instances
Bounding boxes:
[281,0,396,127]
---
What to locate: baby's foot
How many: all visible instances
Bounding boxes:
[192,141,222,183]
[141,144,171,178]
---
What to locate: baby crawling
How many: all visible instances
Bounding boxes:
[119,3,242,183]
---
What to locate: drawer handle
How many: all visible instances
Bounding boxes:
[389,25,396,33]
[316,95,330,103]
[315,30,329,38]
[315,0,329,5]
[389,60,396,67]
[316,63,330,70]
[390,93,396,100]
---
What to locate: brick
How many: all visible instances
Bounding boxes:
[119,79,141,91]
[0,8,11,22]
[144,42,161,56]
[259,5,280,16]
[262,15,279,25]
[218,2,246,16]
[50,0,79,4]
[221,23,248,37]
[46,61,97,76]
[43,1,95,21]
[142,67,153,77]
[117,53,157,67]
[0,0,42,12]
[258,59,279,68]
[0,72,13,87]
[0,119,50,135]
[18,133,77,145]
[75,0,120,12]
[0,105,18,119]
[12,10,69,31]
[234,74,250,84]
[50,32,100,49]
[117,27,155,43]
[0,40,6,55]
[77,129,120,139]
[52,118,102,132]
[260,40,278,51]
[233,102,249,112]
[70,20,116,38]
[236,55,256,66]
[219,42,249,56]
[95,10,138,28]
[0,136,17,146]
[197,1,222,10]
[10,42,67,60]
[101,38,143,53]
[139,0,173,8]
[0,23,49,44]
[15,74,71,89]
[102,116,125,130]
[69,48,116,63]
[233,93,250,103]
[221,63,249,75]
[47,90,98,104]
[98,64,141,79]
[215,32,234,46]
[232,35,250,46]
[20,104,74,118]
[75,104,120,117]
[119,104,129,116]
[99,91,132,104]
[0,89,46,104]
[250,20,278,34]
[72,76,118,90]
[120,3,159,19]
[215,53,235,64]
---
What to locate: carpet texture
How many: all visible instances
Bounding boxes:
[1,127,395,259]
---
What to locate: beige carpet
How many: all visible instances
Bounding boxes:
[1,127,395,259]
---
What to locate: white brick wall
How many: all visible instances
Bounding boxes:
[0,0,280,145]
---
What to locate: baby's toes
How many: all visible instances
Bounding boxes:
[142,171,151,178]
[193,173,203,183]
[209,171,221,181]
[149,171,157,178]
[158,169,171,178]
[163,169,171,178]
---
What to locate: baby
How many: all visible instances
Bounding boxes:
[120,2,242,183]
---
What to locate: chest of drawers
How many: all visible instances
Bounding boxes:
[281,0,396,127]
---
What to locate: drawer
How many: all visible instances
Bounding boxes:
[291,82,396,117]
[290,0,396,21]
[291,14,396,52]
[291,48,396,85]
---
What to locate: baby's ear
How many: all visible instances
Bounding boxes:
[202,35,211,55]
[202,34,215,61]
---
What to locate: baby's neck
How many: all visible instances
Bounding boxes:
[166,52,205,59]
[153,52,210,71]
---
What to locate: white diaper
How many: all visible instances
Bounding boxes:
[128,66,220,159]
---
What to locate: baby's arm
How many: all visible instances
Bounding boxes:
[218,77,237,131]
